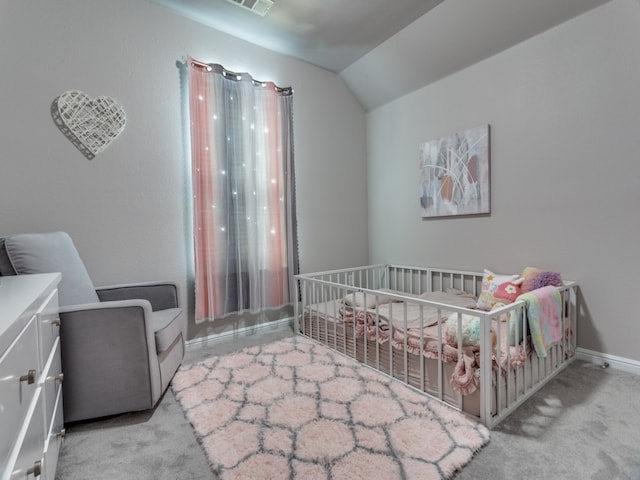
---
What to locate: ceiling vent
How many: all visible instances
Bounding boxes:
[225,0,273,17]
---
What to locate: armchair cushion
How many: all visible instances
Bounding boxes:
[3,231,99,306]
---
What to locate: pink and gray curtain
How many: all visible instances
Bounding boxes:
[187,56,298,322]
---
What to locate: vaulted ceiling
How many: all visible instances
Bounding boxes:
[149,0,611,110]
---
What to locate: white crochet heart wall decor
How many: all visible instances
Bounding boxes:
[52,90,126,159]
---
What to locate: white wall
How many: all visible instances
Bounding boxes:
[367,0,640,360]
[0,0,368,338]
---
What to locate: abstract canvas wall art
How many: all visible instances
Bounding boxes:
[419,125,490,218]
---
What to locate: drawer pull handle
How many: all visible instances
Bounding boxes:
[47,372,64,383]
[56,428,66,438]
[20,369,37,385]
[27,460,41,477]
[52,317,61,326]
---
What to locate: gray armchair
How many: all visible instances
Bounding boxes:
[0,232,186,423]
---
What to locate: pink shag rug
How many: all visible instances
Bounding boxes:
[172,335,489,480]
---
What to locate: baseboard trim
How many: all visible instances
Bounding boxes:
[576,347,640,375]
[187,327,640,376]
[186,317,294,350]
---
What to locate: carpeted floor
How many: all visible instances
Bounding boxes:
[56,325,640,480]
[172,335,489,479]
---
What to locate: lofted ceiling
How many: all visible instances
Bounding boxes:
[149,0,444,72]
[149,0,611,110]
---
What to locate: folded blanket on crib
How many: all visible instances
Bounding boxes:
[376,289,477,329]
[509,285,562,358]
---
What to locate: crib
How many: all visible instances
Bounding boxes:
[294,264,578,428]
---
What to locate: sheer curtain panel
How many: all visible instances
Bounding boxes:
[187,57,298,323]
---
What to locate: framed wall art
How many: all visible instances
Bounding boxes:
[419,124,490,218]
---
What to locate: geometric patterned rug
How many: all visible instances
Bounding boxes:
[172,335,490,480]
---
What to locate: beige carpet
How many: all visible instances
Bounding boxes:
[172,335,489,480]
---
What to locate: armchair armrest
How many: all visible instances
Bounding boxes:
[95,281,179,311]
[59,299,157,363]
[58,299,161,421]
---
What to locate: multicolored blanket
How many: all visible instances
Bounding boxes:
[510,286,563,357]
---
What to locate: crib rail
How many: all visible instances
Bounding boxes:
[294,264,578,428]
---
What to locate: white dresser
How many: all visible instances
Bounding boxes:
[1,273,63,480]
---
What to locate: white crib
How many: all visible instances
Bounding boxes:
[294,264,578,428]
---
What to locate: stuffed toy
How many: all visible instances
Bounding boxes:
[520,266,562,292]
[446,313,497,348]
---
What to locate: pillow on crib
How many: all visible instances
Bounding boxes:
[476,269,521,311]
[520,267,563,293]
[494,281,522,303]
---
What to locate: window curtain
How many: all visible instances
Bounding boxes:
[187,56,298,323]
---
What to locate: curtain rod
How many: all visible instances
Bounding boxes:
[188,58,293,95]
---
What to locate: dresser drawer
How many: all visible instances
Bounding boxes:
[42,338,63,429]
[7,390,46,480]
[37,289,60,371]
[0,317,39,471]
[43,386,65,480]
